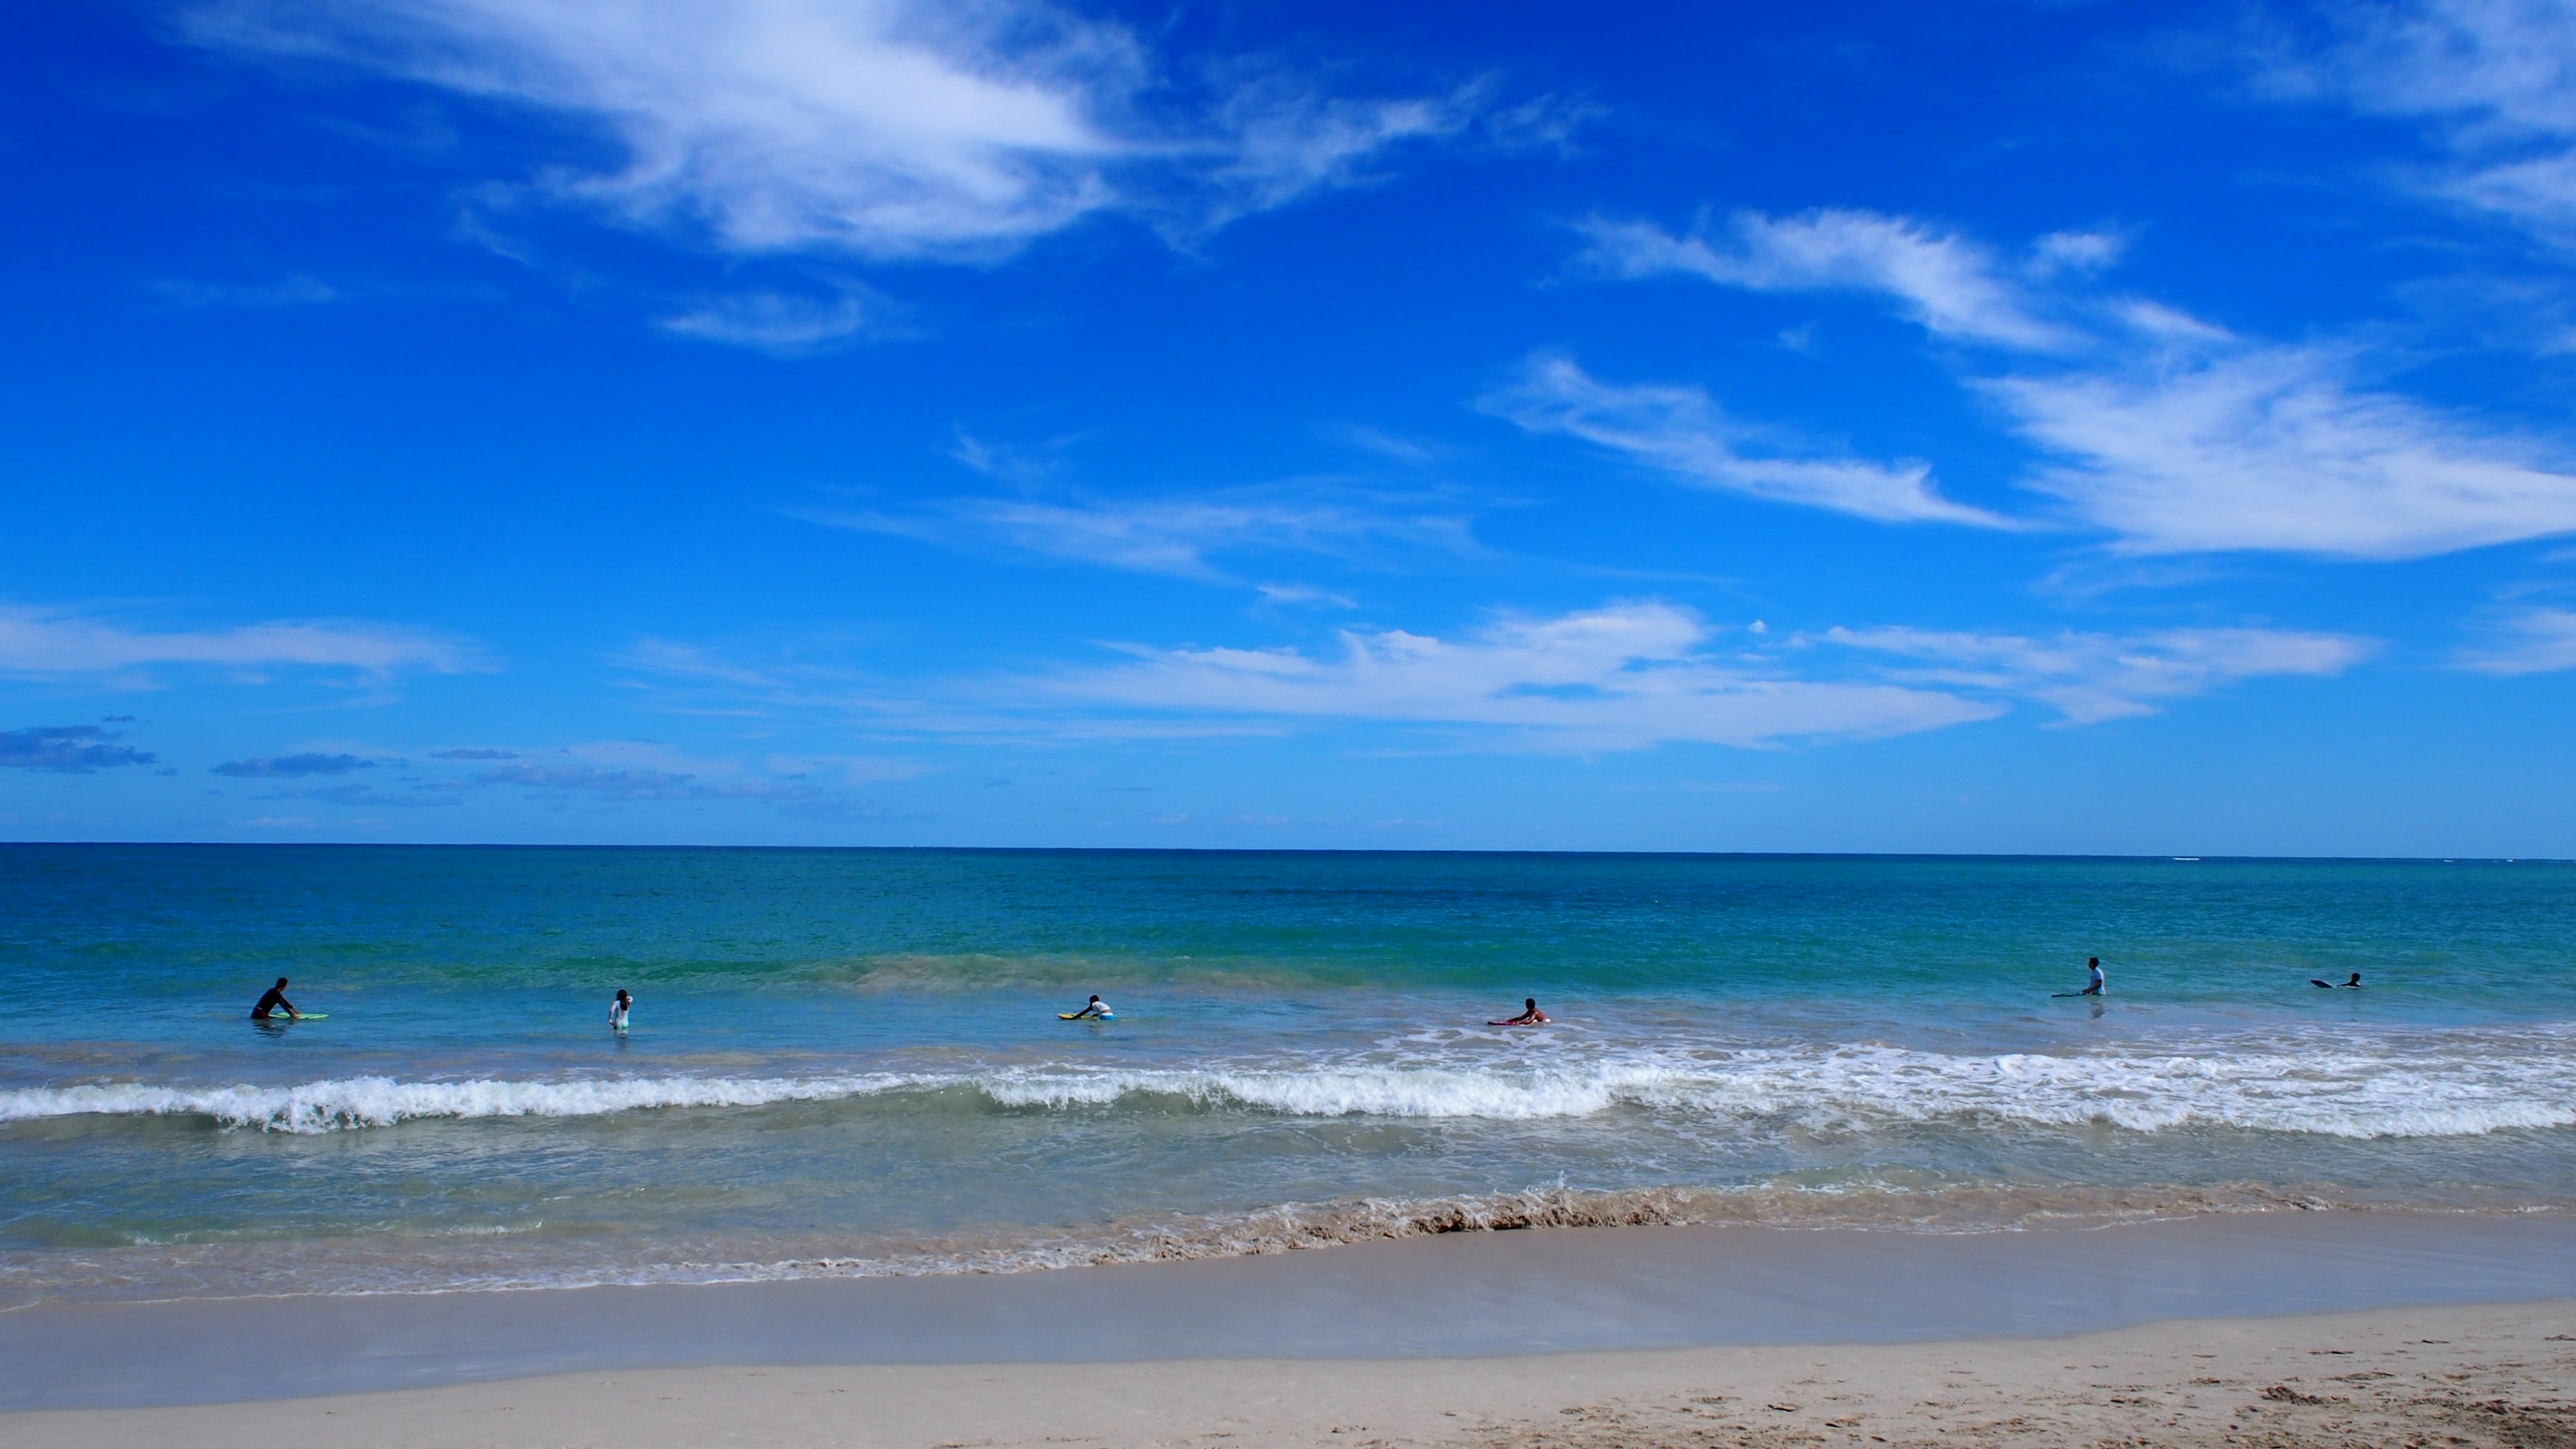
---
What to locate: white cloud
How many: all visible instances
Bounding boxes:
[1988,343,2576,557]
[792,488,1481,580]
[1255,583,1358,608]
[2457,605,2576,672]
[2028,228,2129,278]
[1046,602,2000,749]
[2269,0,2576,246]
[1487,355,2018,528]
[1574,210,2070,349]
[0,607,480,680]
[1573,203,2576,558]
[189,0,1495,262]
[1825,623,2377,722]
[656,288,875,352]
[1191,79,1481,233]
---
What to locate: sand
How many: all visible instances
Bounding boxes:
[7,1299,2572,1449]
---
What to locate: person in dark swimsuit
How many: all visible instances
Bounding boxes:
[250,977,301,1020]
[1491,998,1549,1025]
[2310,973,2363,989]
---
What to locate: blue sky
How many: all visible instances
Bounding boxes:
[5,0,2576,853]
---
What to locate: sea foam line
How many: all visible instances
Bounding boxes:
[0,1073,918,1133]
[5,1040,2574,1137]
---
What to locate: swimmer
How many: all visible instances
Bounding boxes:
[1067,994,1113,1020]
[1491,998,1550,1026]
[609,989,633,1029]
[250,976,301,1021]
[2309,973,2363,989]
[2080,957,2105,996]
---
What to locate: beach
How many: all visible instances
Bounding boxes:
[7,849,2575,1438]
[6,1212,2576,1444]
[9,1293,2572,1448]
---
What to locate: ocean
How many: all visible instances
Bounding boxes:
[3,845,2572,1307]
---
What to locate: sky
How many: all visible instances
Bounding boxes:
[5,0,2576,854]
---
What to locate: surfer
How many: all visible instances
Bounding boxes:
[609,989,633,1029]
[2080,957,2105,996]
[250,976,301,1021]
[1068,994,1113,1020]
[2310,973,2363,989]
[1491,998,1549,1026]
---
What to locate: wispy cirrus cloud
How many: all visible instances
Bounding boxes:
[184,0,1532,266]
[1485,354,2017,528]
[792,485,1482,580]
[1574,209,2072,350]
[2455,604,2576,672]
[1822,624,2378,723]
[1042,602,2000,749]
[1576,207,2576,558]
[618,599,2380,752]
[2260,0,2576,248]
[1987,341,2576,558]
[0,606,482,680]
[655,288,879,354]
[0,724,158,774]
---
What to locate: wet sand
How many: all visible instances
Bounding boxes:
[5,1212,2575,1445]
[9,1299,2573,1449]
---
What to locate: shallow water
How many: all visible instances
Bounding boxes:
[2,845,2572,1301]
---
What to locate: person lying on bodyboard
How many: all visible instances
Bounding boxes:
[1490,998,1548,1026]
[2310,973,2363,989]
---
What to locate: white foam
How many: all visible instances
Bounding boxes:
[0,1073,920,1133]
[7,1030,2574,1138]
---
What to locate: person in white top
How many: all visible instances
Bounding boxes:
[2080,958,2105,996]
[1069,994,1112,1019]
[609,989,633,1029]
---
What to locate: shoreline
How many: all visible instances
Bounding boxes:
[9,1299,2573,1448]
[8,1209,2576,1412]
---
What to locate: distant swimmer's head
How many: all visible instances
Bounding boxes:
[2347,973,2363,985]
[2088,958,2100,967]
[1089,995,1102,1004]
[614,989,631,1004]
[275,976,289,988]
[1525,998,1538,1009]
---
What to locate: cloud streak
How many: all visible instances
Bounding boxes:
[1576,207,2576,558]
[1575,209,2070,349]
[1822,624,2378,722]
[794,486,1482,580]
[1989,343,2576,558]
[2456,605,2576,673]
[0,606,480,680]
[1042,602,2001,749]
[1487,354,2017,527]
[2264,0,2576,248]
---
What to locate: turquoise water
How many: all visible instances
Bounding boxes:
[3,845,2573,1303]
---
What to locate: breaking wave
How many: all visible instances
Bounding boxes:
[7,1030,2575,1138]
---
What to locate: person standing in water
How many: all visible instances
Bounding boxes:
[2080,958,2106,996]
[1069,994,1113,1019]
[250,977,301,1021]
[1491,998,1549,1025]
[608,989,633,1030]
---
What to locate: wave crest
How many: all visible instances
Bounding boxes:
[6,1035,2574,1138]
